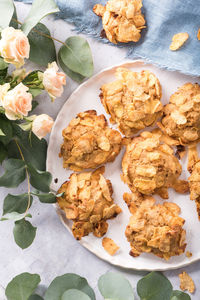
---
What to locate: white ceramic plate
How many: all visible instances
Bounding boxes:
[47,60,200,271]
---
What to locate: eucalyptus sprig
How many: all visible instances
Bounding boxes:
[4,271,192,300]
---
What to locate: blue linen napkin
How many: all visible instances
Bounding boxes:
[16,0,200,77]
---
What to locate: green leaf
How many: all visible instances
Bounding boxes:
[0,0,14,29]
[29,295,44,300]
[5,273,40,300]
[28,164,52,193]
[8,125,47,171]
[0,159,26,188]
[1,212,32,221]
[58,51,85,83]
[0,57,8,70]
[29,88,43,98]
[28,23,57,66]
[0,142,7,163]
[0,116,13,145]
[31,100,39,111]
[32,192,56,203]
[21,0,59,36]
[3,193,33,215]
[61,289,91,300]
[0,129,5,136]
[98,272,134,300]
[44,274,95,300]
[13,219,37,249]
[9,4,18,29]
[59,37,94,78]
[171,290,191,300]
[137,272,173,300]
[18,122,32,131]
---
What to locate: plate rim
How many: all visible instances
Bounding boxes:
[47,59,200,271]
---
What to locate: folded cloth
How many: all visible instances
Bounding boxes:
[16,0,200,76]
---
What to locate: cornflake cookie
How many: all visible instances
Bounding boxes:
[93,0,146,44]
[100,68,163,137]
[57,167,122,240]
[102,237,120,255]
[189,160,200,220]
[179,271,195,294]
[59,110,122,171]
[197,28,200,41]
[124,192,186,260]
[159,83,200,145]
[122,130,189,199]
[170,32,189,51]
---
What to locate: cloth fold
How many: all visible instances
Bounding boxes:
[16,0,200,77]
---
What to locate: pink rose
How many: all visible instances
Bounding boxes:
[1,83,32,120]
[0,27,30,67]
[43,62,66,101]
[32,114,54,139]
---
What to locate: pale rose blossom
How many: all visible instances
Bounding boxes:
[42,62,66,101]
[0,83,10,106]
[0,27,30,67]
[1,83,32,120]
[32,114,54,139]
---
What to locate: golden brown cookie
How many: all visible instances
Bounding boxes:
[57,167,122,240]
[122,130,189,198]
[189,160,200,220]
[93,0,146,44]
[59,110,122,171]
[158,83,200,145]
[124,192,186,260]
[100,68,163,137]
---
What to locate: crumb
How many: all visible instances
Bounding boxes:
[54,178,58,183]
[102,237,119,255]
[186,251,192,258]
[197,28,200,40]
[179,271,195,294]
[170,32,189,51]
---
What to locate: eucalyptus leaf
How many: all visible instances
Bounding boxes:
[0,159,26,188]
[32,192,56,203]
[58,52,85,83]
[1,212,32,222]
[8,125,47,171]
[5,273,41,300]
[0,129,5,136]
[0,142,7,164]
[28,164,52,193]
[21,0,59,35]
[3,193,33,215]
[44,274,95,300]
[137,272,173,300]
[0,57,8,70]
[29,295,44,300]
[59,37,93,78]
[98,272,134,300]
[0,116,13,145]
[28,23,57,66]
[171,290,191,300]
[0,0,14,29]
[13,219,37,249]
[9,4,18,29]
[61,289,91,300]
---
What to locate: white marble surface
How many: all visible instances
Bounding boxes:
[0,2,199,299]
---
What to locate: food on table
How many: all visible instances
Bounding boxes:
[197,28,200,40]
[170,32,189,51]
[179,271,195,294]
[93,0,146,44]
[122,130,189,199]
[186,251,192,258]
[102,237,120,255]
[100,68,162,137]
[189,160,200,220]
[158,83,200,145]
[57,167,122,240]
[59,110,122,171]
[187,145,199,173]
[124,192,186,260]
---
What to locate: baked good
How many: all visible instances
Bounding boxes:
[59,110,122,171]
[100,68,163,137]
[57,167,122,240]
[189,160,200,220]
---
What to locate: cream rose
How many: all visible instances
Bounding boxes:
[42,62,66,101]
[1,83,32,120]
[32,114,54,139]
[0,27,30,67]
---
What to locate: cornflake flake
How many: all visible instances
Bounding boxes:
[179,271,195,294]
[170,32,189,51]
[102,237,120,255]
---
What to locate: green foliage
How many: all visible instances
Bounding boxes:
[0,57,8,70]
[98,272,134,300]
[61,289,91,300]
[13,219,37,249]
[3,193,33,215]
[5,273,41,300]
[32,192,57,203]
[1,212,32,222]
[9,4,18,29]
[28,164,52,193]
[0,116,13,145]
[0,159,26,188]
[137,272,173,300]
[0,142,7,163]
[0,0,14,29]
[171,290,191,300]
[21,0,59,35]
[29,295,44,300]
[58,37,93,79]
[28,23,57,67]
[44,274,95,300]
